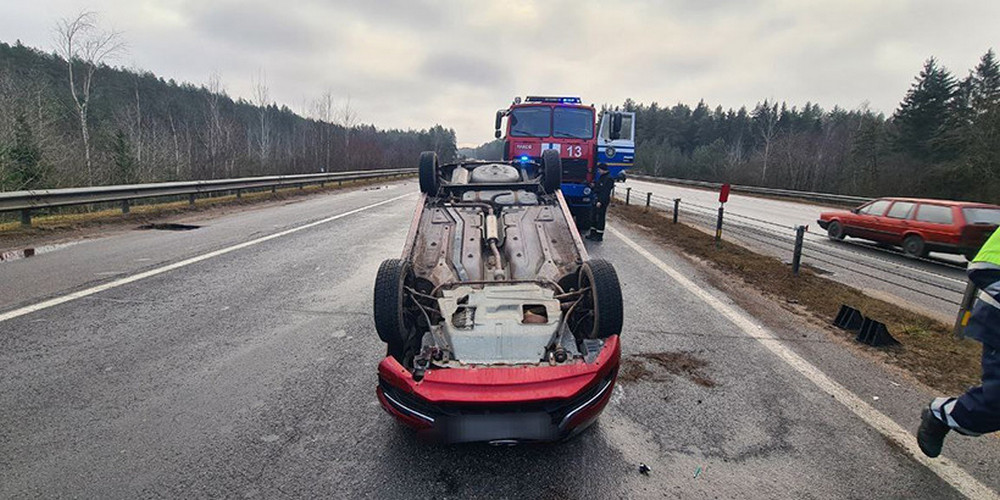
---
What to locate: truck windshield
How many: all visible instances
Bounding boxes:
[509,107,551,137]
[553,107,594,139]
[963,208,1000,225]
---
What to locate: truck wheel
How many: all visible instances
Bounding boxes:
[574,259,623,339]
[419,151,439,194]
[572,205,593,232]
[374,258,415,359]
[827,221,845,241]
[902,235,927,258]
[541,149,562,194]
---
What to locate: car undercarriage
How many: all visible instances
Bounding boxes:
[374,150,623,443]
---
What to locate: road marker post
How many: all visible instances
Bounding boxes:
[792,225,806,275]
[673,198,680,224]
[645,192,651,210]
[625,187,631,206]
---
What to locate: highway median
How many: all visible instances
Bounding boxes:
[611,203,981,396]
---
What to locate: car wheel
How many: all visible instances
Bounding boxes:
[418,151,439,194]
[827,221,845,241]
[374,258,415,359]
[902,235,927,258]
[541,149,562,194]
[574,259,623,339]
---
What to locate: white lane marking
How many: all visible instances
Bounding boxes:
[608,226,997,500]
[0,193,414,324]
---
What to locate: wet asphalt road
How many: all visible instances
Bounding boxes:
[1,181,998,498]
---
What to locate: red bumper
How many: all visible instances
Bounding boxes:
[376,336,620,442]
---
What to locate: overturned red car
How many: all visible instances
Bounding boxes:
[374,150,623,444]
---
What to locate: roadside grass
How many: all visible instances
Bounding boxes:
[612,204,981,395]
[0,176,405,241]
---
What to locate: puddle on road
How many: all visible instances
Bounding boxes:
[620,351,716,387]
[137,223,201,231]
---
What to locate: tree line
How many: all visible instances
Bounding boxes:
[628,50,1000,204]
[0,14,457,192]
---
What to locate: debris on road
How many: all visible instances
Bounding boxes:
[694,466,704,479]
[638,463,651,476]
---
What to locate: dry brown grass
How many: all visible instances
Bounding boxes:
[612,204,981,395]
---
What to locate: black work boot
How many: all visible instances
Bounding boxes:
[586,230,603,242]
[917,407,950,458]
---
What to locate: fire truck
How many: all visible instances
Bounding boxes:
[494,96,635,228]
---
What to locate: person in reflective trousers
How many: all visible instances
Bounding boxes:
[919,228,1000,457]
[587,165,615,242]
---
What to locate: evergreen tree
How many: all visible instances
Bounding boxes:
[893,57,957,161]
[111,130,137,184]
[7,114,44,189]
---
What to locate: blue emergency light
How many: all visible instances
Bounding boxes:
[519,155,530,162]
[524,96,582,104]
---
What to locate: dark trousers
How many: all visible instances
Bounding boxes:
[950,344,1000,434]
[590,202,607,232]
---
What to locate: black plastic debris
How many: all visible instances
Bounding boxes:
[638,463,651,476]
[833,305,864,331]
[856,317,898,347]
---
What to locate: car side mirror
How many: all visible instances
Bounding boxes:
[495,110,504,139]
[610,112,623,141]
[851,208,860,214]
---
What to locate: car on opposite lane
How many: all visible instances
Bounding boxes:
[817,197,1000,260]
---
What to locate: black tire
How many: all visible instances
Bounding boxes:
[902,235,927,258]
[574,259,623,339]
[827,221,845,241]
[541,149,562,194]
[418,151,439,194]
[374,258,414,358]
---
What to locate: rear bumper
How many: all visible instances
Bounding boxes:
[377,336,621,443]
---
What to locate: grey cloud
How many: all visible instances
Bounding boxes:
[420,52,510,88]
[190,2,326,52]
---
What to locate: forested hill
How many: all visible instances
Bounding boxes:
[467,51,1000,204]
[0,40,457,191]
[627,52,999,204]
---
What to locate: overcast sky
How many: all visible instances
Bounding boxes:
[2,0,998,146]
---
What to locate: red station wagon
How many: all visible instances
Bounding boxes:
[817,198,1000,260]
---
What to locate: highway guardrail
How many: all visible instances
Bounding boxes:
[1,168,416,226]
[629,174,872,206]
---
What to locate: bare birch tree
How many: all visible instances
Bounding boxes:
[313,89,334,171]
[54,11,125,185]
[339,95,358,169]
[251,69,271,165]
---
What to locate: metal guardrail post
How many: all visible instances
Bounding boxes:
[189,194,196,205]
[236,189,242,200]
[121,200,130,214]
[792,225,806,275]
[715,206,724,247]
[673,199,680,223]
[20,209,31,227]
[625,187,631,206]
[645,192,652,209]
[953,280,980,338]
